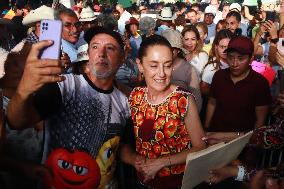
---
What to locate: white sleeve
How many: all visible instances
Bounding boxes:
[201,64,216,84]
[199,52,209,72]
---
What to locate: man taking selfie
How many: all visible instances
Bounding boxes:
[7,27,134,189]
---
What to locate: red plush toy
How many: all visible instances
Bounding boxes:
[44,148,101,189]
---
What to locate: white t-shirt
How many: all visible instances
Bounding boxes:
[202,61,229,84]
[189,52,209,77]
[118,10,132,34]
[38,74,131,188]
[214,11,223,24]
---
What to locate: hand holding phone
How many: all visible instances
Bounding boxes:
[39,20,62,60]
[265,11,276,22]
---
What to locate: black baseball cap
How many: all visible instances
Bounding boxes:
[84,26,124,50]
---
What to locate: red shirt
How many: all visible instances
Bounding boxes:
[208,68,272,132]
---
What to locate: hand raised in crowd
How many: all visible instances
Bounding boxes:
[17,40,65,99]
[258,23,268,36]
[263,20,278,39]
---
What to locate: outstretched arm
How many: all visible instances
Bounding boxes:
[7,41,65,129]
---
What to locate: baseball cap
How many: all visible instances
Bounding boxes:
[125,17,139,25]
[84,26,124,49]
[205,5,217,16]
[229,3,241,12]
[225,36,254,55]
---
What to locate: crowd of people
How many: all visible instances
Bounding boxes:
[0,0,283,189]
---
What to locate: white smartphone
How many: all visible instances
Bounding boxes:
[278,38,284,56]
[39,19,62,59]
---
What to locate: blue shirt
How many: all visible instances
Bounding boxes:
[156,25,170,35]
[61,39,78,63]
[241,23,248,36]
[129,35,142,59]
[206,23,216,42]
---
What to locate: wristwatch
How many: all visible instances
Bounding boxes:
[270,38,279,44]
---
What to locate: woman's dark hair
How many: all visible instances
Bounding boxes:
[138,35,172,60]
[206,29,235,70]
[216,19,227,33]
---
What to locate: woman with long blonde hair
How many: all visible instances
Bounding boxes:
[182,25,208,77]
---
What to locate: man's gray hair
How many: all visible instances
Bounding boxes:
[139,16,156,36]
[58,8,78,19]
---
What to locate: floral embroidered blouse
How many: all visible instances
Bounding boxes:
[129,86,192,180]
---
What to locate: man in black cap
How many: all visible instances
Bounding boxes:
[7,27,135,188]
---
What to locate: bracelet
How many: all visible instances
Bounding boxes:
[235,165,246,181]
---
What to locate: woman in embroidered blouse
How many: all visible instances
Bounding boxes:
[124,35,206,189]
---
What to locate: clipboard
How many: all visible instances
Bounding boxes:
[181,131,253,189]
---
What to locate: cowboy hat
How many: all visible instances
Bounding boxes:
[79,6,96,22]
[157,7,175,21]
[22,5,56,26]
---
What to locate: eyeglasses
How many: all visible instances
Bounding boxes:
[63,22,82,30]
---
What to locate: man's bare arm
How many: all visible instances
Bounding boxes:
[7,41,65,129]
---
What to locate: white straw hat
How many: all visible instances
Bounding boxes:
[229,3,241,12]
[205,5,217,16]
[79,6,96,22]
[157,7,175,21]
[22,5,56,26]
[161,29,189,54]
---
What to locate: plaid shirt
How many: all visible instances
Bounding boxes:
[25,31,39,44]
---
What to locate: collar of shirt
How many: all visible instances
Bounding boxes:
[224,67,253,84]
[61,39,78,63]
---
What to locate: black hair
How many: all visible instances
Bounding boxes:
[84,26,124,50]
[138,35,172,60]
[226,11,241,22]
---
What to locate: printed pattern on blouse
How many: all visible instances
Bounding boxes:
[129,86,191,177]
